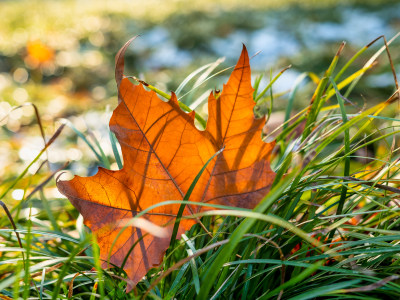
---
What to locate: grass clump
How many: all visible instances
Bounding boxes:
[1,35,400,299]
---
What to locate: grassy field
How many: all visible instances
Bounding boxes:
[1,1,400,299]
[1,35,400,298]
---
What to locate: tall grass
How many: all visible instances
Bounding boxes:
[1,35,400,299]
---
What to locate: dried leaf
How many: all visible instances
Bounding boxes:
[57,42,275,291]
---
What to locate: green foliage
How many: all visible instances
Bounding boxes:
[1,35,400,299]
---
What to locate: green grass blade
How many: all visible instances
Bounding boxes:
[253,74,264,101]
[288,279,361,300]
[344,32,400,98]
[255,65,291,102]
[284,72,308,129]
[262,260,324,299]
[176,63,214,96]
[196,170,298,300]
[169,148,224,246]
[166,147,224,277]
[329,78,350,216]
[302,43,345,140]
[109,131,123,169]
[88,131,110,169]
[60,119,104,165]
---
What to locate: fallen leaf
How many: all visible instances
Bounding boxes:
[57,40,275,291]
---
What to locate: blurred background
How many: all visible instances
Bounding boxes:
[1,0,400,203]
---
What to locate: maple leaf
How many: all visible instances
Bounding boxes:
[57,40,275,291]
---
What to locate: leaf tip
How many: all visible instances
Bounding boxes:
[188,110,195,122]
[170,91,179,104]
[115,35,139,87]
[235,44,250,72]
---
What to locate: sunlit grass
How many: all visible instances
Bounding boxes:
[1,32,400,299]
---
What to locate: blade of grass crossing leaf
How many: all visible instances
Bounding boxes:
[133,76,172,100]
[109,199,251,276]
[131,72,216,131]
[330,78,350,217]
[109,131,123,169]
[130,77,209,128]
[166,148,225,284]
[117,231,149,277]
[169,148,224,247]
[181,103,207,129]
[196,170,298,300]
[112,149,225,287]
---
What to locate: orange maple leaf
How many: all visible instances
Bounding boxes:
[57,40,275,291]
